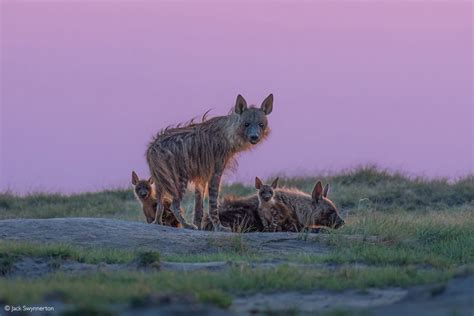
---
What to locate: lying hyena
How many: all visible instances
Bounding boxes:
[202,195,263,232]
[146,94,274,231]
[255,177,299,232]
[203,180,344,232]
[276,181,345,229]
[131,171,181,227]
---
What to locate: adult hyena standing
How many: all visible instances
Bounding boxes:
[146,94,273,231]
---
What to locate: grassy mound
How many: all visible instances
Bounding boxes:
[0,166,472,221]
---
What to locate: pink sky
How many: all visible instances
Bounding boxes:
[1,1,473,194]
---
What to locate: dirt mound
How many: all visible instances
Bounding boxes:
[0,218,330,256]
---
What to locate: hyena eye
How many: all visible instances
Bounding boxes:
[259,123,264,128]
[244,122,250,127]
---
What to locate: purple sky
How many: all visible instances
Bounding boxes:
[1,1,473,194]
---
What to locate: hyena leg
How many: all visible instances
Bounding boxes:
[170,177,197,230]
[152,192,164,225]
[270,216,278,232]
[257,209,270,231]
[193,185,204,229]
[170,198,197,230]
[208,169,231,232]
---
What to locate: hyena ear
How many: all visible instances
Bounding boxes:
[323,183,330,198]
[148,176,154,185]
[312,181,323,201]
[260,93,273,115]
[255,177,263,190]
[131,171,139,185]
[271,177,279,189]
[235,94,248,115]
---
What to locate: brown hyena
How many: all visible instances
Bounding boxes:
[204,180,345,232]
[131,171,181,227]
[201,195,263,232]
[274,181,345,229]
[255,177,299,232]
[146,94,274,231]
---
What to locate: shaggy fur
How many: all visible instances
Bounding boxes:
[255,177,300,232]
[131,171,181,227]
[201,195,263,232]
[274,181,345,229]
[203,181,345,232]
[146,94,273,230]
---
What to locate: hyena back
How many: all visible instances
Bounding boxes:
[146,94,273,231]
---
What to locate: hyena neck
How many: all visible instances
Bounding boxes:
[258,197,275,209]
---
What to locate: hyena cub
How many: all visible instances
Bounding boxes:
[131,171,181,227]
[208,180,345,233]
[255,177,299,232]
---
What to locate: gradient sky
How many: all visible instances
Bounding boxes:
[1,1,473,194]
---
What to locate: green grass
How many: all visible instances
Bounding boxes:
[1,166,473,221]
[295,208,474,269]
[0,206,472,309]
[0,241,135,264]
[135,251,161,268]
[0,253,16,276]
[0,166,473,312]
[0,189,141,221]
[163,252,264,263]
[0,265,452,308]
[0,239,267,268]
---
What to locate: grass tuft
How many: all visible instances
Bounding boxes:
[0,253,17,276]
[136,251,161,269]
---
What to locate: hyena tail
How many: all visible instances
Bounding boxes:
[146,146,180,199]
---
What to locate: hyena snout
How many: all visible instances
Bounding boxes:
[330,213,345,229]
[248,128,262,144]
[245,122,267,145]
[137,189,149,199]
[260,192,272,202]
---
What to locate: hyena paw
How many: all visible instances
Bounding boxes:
[182,223,198,230]
[152,219,163,225]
